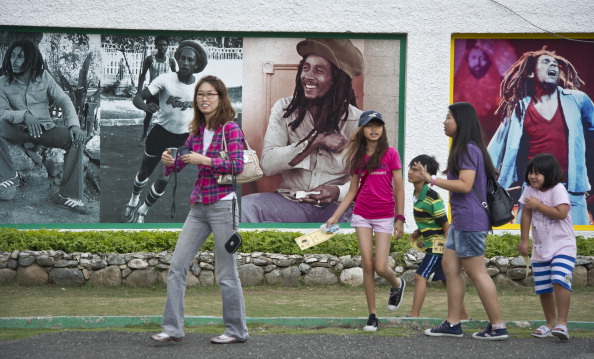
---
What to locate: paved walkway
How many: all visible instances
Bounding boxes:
[2,330,594,359]
[1,316,594,359]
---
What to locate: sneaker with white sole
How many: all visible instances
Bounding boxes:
[472,323,508,340]
[424,320,463,337]
[363,313,379,332]
[0,175,19,193]
[388,278,406,312]
[53,194,89,214]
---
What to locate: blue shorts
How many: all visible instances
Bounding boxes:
[415,253,446,281]
[445,229,486,257]
[533,255,575,294]
[351,214,394,235]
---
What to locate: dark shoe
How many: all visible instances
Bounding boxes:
[363,313,379,332]
[388,278,406,312]
[210,334,246,344]
[53,193,89,214]
[472,323,508,340]
[150,332,183,343]
[424,320,463,337]
[120,204,138,223]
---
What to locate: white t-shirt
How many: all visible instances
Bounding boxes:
[147,72,196,134]
[519,183,576,262]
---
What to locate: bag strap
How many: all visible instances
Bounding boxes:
[231,156,239,231]
[223,121,240,231]
[471,177,494,232]
[353,171,370,202]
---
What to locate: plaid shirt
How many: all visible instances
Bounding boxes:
[164,121,245,205]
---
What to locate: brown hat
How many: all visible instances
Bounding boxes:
[175,40,208,73]
[296,38,364,78]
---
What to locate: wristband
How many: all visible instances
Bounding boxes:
[395,214,406,223]
[430,175,437,187]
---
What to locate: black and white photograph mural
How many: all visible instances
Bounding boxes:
[100,34,243,224]
[0,31,101,224]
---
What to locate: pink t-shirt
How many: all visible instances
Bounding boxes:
[519,183,576,262]
[353,147,402,219]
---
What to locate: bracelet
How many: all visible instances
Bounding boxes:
[395,214,406,223]
[430,175,437,187]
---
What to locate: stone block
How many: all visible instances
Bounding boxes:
[573,266,587,286]
[88,266,122,287]
[339,267,363,286]
[0,268,16,284]
[238,263,264,285]
[265,266,301,286]
[49,268,84,286]
[16,264,48,285]
[125,268,158,288]
[303,267,337,285]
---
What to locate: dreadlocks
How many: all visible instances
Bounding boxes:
[495,46,584,122]
[1,39,45,84]
[284,58,357,145]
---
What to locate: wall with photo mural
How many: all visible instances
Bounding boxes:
[0,0,593,234]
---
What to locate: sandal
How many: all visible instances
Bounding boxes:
[551,325,570,341]
[531,325,552,338]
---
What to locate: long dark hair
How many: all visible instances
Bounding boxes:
[190,75,236,133]
[2,39,45,83]
[283,57,357,145]
[495,47,583,122]
[342,120,389,175]
[445,102,497,178]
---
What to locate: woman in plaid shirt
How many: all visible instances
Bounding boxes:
[151,75,249,345]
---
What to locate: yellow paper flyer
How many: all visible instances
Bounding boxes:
[294,230,337,250]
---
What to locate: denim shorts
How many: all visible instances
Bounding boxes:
[351,214,395,234]
[445,228,487,257]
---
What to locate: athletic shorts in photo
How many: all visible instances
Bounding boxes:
[445,229,486,257]
[351,214,395,235]
[145,124,189,157]
[416,253,446,281]
[533,255,575,294]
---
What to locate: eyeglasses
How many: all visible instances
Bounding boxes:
[196,92,218,99]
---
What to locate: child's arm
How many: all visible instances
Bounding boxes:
[412,162,476,194]
[441,221,450,238]
[523,197,570,220]
[325,174,360,227]
[518,206,532,256]
[393,168,405,239]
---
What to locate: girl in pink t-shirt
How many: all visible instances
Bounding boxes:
[518,153,576,341]
[326,110,405,332]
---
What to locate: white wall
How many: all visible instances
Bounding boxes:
[3,0,592,234]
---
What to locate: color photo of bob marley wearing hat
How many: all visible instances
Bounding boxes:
[242,38,364,223]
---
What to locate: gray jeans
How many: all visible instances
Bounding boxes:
[161,200,248,340]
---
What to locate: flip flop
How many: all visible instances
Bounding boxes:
[531,325,552,338]
[551,325,570,341]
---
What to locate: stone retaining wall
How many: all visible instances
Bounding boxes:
[1,250,593,288]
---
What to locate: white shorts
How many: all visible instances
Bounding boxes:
[351,214,395,235]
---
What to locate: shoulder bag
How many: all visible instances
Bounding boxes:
[217,123,263,185]
[472,176,514,228]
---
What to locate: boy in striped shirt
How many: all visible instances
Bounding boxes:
[406,154,470,319]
